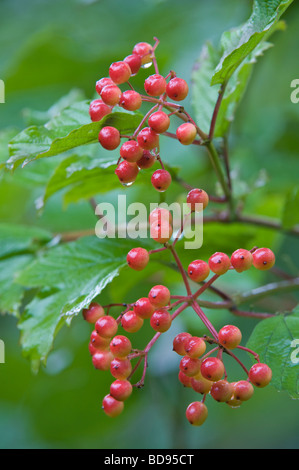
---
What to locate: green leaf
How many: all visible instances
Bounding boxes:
[16,236,144,366]
[192,41,272,137]
[281,186,299,230]
[211,0,293,86]
[0,223,51,258]
[6,102,143,170]
[247,306,299,399]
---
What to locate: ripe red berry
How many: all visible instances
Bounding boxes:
[186,188,209,211]
[96,77,114,95]
[90,330,110,350]
[144,74,167,96]
[98,126,121,150]
[179,356,201,377]
[110,357,132,380]
[148,111,170,134]
[82,302,105,323]
[166,77,189,101]
[102,394,124,417]
[151,169,172,192]
[184,336,206,358]
[89,99,112,122]
[115,161,139,185]
[148,285,171,308]
[150,220,173,244]
[109,335,132,358]
[95,315,118,339]
[92,350,114,370]
[100,84,122,106]
[109,61,131,84]
[120,140,143,162]
[186,401,208,426]
[110,379,133,401]
[200,357,225,381]
[249,363,272,388]
[231,248,253,273]
[187,260,210,283]
[176,123,197,145]
[127,247,149,271]
[173,332,192,356]
[121,310,144,333]
[149,207,173,226]
[120,90,142,111]
[178,371,192,388]
[233,380,254,401]
[124,54,142,75]
[191,375,212,394]
[150,308,172,333]
[133,297,155,319]
[210,380,234,402]
[208,252,231,275]
[218,325,242,349]
[252,248,275,271]
[137,150,156,169]
[132,42,152,65]
[137,127,159,150]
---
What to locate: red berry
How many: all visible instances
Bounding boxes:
[186,401,208,426]
[132,42,152,65]
[249,363,272,388]
[187,260,210,283]
[109,335,132,358]
[210,380,234,402]
[82,302,105,323]
[178,371,192,388]
[252,248,275,271]
[109,61,131,84]
[101,84,122,106]
[150,308,172,333]
[89,99,112,122]
[124,54,142,75]
[231,249,253,273]
[121,310,144,333]
[137,127,159,150]
[208,252,231,275]
[110,379,133,401]
[98,126,121,150]
[191,376,212,394]
[96,77,114,95]
[166,77,189,101]
[179,356,201,377]
[90,330,110,350]
[127,247,149,271]
[137,150,156,169]
[151,169,172,192]
[102,394,124,417]
[92,350,114,370]
[120,140,143,162]
[144,74,167,96]
[176,123,197,145]
[148,285,171,308]
[218,325,242,349]
[95,315,118,339]
[173,332,192,356]
[150,220,173,244]
[133,297,155,319]
[149,208,173,226]
[186,188,209,211]
[115,161,139,185]
[110,357,132,380]
[233,381,254,401]
[200,357,225,381]
[148,111,170,134]
[184,336,206,358]
[120,90,142,111]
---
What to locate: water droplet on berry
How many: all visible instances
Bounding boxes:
[141,61,153,69]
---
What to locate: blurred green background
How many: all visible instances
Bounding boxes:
[0,0,299,449]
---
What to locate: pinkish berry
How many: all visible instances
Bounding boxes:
[115,161,139,184]
[89,99,112,122]
[208,252,231,275]
[120,140,143,162]
[110,379,133,401]
[82,302,105,323]
[186,188,209,211]
[137,127,159,150]
[186,401,208,426]
[127,247,149,271]
[120,90,142,111]
[98,126,121,150]
[151,169,172,192]
[176,123,197,145]
[148,285,170,308]
[102,394,124,417]
[148,111,170,134]
[166,77,189,101]
[109,61,131,84]
[150,309,172,333]
[187,260,210,283]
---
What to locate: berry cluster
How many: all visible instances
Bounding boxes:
[89,38,199,191]
[84,39,276,427]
